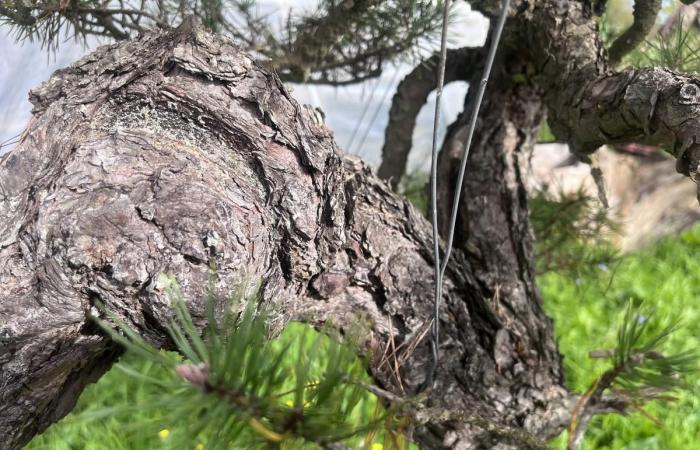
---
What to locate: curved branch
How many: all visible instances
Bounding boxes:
[525,1,700,197]
[376,47,485,187]
[551,67,700,178]
[607,0,663,66]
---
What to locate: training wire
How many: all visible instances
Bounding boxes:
[426,0,512,388]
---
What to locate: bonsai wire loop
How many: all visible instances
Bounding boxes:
[425,0,512,389]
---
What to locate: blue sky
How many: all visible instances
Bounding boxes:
[0,2,487,172]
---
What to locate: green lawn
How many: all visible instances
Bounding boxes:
[544,225,700,449]
[27,225,700,449]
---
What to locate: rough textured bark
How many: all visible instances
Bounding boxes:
[509,0,700,197]
[433,39,570,446]
[5,1,700,449]
[0,23,568,450]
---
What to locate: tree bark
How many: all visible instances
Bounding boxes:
[436,45,558,380]
[7,0,700,447]
[0,23,570,450]
[432,39,570,448]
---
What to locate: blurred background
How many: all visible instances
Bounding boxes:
[0,1,486,171]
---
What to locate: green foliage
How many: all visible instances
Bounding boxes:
[29,275,399,450]
[537,119,556,143]
[626,16,700,74]
[543,224,700,449]
[26,353,174,450]
[0,0,445,85]
[566,301,697,448]
[399,171,429,216]
[611,303,696,395]
[529,187,618,276]
[596,0,635,48]
[596,0,700,73]
[279,0,445,84]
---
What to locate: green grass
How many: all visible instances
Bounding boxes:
[26,352,175,450]
[27,224,700,449]
[544,225,700,449]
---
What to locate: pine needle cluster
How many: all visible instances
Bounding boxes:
[627,16,700,74]
[596,0,700,74]
[529,187,618,276]
[607,303,697,399]
[567,302,698,449]
[92,274,404,450]
[0,0,445,85]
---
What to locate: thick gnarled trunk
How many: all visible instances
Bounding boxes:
[432,48,567,447]
[9,0,700,447]
[0,24,568,450]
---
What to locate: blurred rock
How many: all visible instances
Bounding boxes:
[527,143,700,252]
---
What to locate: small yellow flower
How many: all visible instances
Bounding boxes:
[371,443,383,450]
[284,398,312,408]
[158,429,170,439]
[196,444,204,450]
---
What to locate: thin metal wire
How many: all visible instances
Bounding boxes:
[0,132,22,147]
[347,78,382,152]
[0,138,20,152]
[427,0,452,389]
[439,0,511,279]
[356,68,402,157]
[426,0,511,389]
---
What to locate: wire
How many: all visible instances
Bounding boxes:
[0,132,22,147]
[426,0,512,389]
[347,78,381,152]
[426,0,452,390]
[355,67,402,158]
[438,0,511,280]
[0,138,21,152]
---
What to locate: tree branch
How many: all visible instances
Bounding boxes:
[607,0,663,66]
[549,68,700,182]
[0,5,36,27]
[262,1,445,85]
[520,0,700,199]
[1,0,444,86]
[376,47,485,188]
